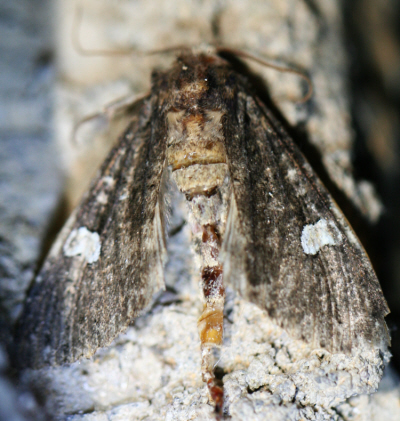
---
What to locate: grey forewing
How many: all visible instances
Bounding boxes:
[15,96,169,368]
[222,87,389,353]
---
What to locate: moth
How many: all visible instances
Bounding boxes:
[15,48,390,414]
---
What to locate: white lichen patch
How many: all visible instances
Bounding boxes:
[301,219,342,255]
[63,227,101,263]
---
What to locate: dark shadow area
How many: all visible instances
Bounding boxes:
[342,0,400,372]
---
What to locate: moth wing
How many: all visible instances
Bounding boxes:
[223,91,390,354]
[16,97,168,368]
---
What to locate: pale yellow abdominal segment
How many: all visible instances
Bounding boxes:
[198,301,224,345]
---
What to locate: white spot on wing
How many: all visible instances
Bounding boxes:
[286,168,297,181]
[96,191,108,204]
[102,176,115,187]
[63,227,101,263]
[301,219,342,255]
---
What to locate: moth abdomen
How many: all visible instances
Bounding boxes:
[161,55,237,413]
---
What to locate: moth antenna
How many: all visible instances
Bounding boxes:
[73,5,312,103]
[213,355,222,370]
[72,92,148,145]
[217,47,313,103]
[72,5,192,57]
[71,110,103,145]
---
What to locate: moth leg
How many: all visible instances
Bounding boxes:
[73,92,148,143]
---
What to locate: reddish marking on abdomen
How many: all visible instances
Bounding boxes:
[202,266,224,298]
[202,224,221,259]
[209,381,224,417]
[202,224,221,246]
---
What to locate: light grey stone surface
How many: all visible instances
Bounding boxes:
[0,0,60,420]
[21,196,395,420]
[3,0,400,420]
[0,0,61,327]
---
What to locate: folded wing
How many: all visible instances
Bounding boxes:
[223,90,389,354]
[15,97,168,367]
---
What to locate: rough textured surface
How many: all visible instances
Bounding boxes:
[19,197,395,420]
[0,0,60,420]
[0,0,60,330]
[3,0,400,420]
